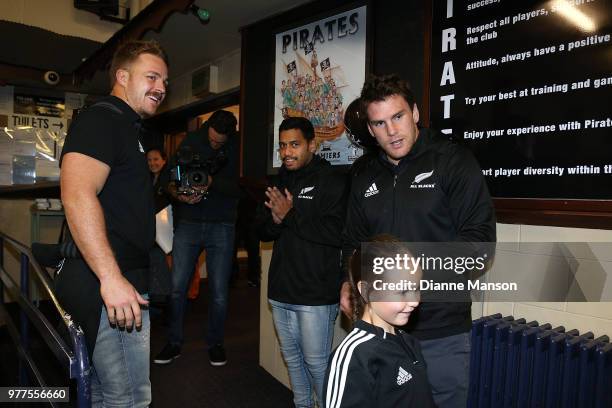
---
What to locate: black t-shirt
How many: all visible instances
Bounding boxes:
[60,96,154,291]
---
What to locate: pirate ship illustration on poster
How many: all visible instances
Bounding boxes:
[279,44,348,143]
[272,5,367,168]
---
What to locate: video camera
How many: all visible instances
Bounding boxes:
[169,145,228,195]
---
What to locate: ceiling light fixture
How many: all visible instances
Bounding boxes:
[190,5,211,24]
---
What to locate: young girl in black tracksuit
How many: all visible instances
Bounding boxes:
[323,236,437,408]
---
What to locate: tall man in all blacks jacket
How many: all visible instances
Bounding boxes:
[259,117,348,408]
[341,74,496,408]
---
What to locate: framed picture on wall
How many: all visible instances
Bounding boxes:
[270,3,370,171]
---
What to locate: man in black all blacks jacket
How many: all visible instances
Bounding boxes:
[341,74,496,408]
[258,117,348,408]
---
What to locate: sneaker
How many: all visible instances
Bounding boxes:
[209,344,227,366]
[153,343,181,365]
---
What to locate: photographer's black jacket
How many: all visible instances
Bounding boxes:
[344,128,496,340]
[324,320,436,408]
[152,165,170,213]
[259,155,348,305]
[172,123,241,223]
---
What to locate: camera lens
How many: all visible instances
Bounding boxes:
[189,170,207,186]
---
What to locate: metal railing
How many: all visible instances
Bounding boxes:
[0,232,91,407]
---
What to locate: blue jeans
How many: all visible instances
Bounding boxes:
[168,221,235,347]
[420,331,471,408]
[269,300,339,408]
[91,304,151,408]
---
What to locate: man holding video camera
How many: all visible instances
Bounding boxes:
[154,110,240,366]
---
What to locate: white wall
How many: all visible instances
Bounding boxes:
[482,223,612,336]
[159,49,241,113]
[259,242,291,388]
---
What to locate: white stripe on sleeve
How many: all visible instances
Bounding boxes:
[326,329,363,408]
[327,329,375,408]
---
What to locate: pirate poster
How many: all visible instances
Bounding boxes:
[273,5,368,168]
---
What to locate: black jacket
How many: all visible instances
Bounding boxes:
[258,155,348,305]
[152,165,171,214]
[324,320,436,408]
[172,123,241,223]
[344,128,496,339]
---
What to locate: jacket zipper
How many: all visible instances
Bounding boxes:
[392,174,398,226]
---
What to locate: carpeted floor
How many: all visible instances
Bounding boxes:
[150,277,293,408]
[0,272,294,407]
